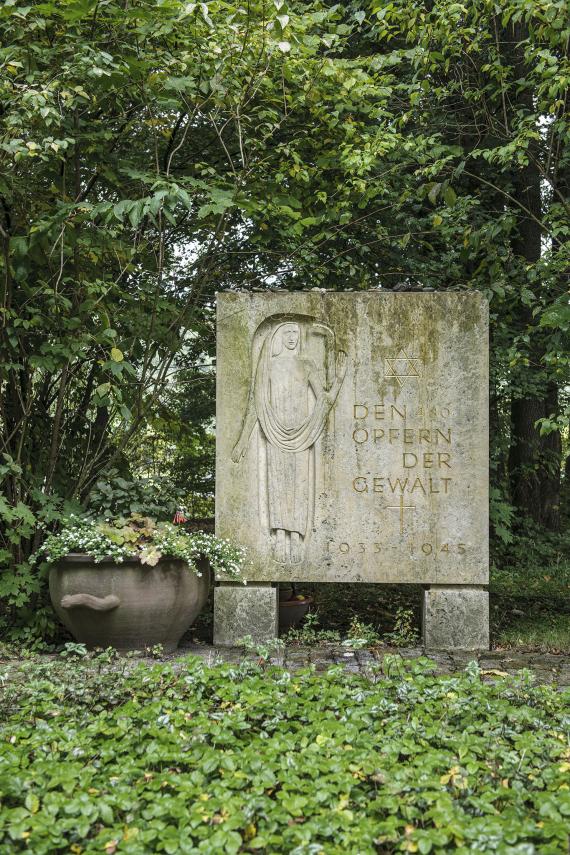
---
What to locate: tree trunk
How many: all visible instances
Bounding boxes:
[506,20,562,527]
[539,383,561,530]
[509,397,543,517]
[541,85,570,531]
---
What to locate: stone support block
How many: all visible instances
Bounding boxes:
[423,586,489,651]
[213,584,277,646]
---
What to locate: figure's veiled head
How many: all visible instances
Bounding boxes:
[282,324,299,351]
[272,322,300,355]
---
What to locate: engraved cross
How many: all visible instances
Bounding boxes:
[387,495,416,535]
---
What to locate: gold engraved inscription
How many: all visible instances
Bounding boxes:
[352,475,451,494]
[351,399,454,504]
[353,404,407,420]
[403,452,451,469]
[384,349,423,388]
[327,540,466,556]
[351,427,452,445]
[387,495,416,535]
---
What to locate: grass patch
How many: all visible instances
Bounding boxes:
[495,615,570,653]
[1,656,569,853]
[490,564,570,653]
[491,564,570,605]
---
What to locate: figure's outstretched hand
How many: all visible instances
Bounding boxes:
[335,350,347,382]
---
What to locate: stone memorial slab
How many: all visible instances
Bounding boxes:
[216,291,488,589]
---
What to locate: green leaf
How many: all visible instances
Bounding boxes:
[25,793,39,814]
[99,803,113,824]
[427,183,441,205]
[139,546,162,566]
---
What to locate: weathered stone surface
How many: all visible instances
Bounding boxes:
[423,587,489,650]
[216,291,488,586]
[213,584,278,646]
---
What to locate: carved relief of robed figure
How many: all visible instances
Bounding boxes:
[232,317,346,565]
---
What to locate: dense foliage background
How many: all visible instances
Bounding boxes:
[0,0,569,639]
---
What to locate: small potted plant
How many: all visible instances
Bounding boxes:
[38,514,247,652]
[278,583,313,634]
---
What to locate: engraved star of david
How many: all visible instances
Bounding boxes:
[384,348,423,388]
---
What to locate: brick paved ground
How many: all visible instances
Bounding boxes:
[3,643,569,687]
[175,642,570,687]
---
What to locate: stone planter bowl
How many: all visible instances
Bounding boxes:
[49,555,211,653]
[279,596,313,634]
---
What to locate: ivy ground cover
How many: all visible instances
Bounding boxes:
[1,657,569,854]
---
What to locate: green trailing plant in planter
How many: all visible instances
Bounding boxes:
[35,515,248,652]
[37,514,247,579]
